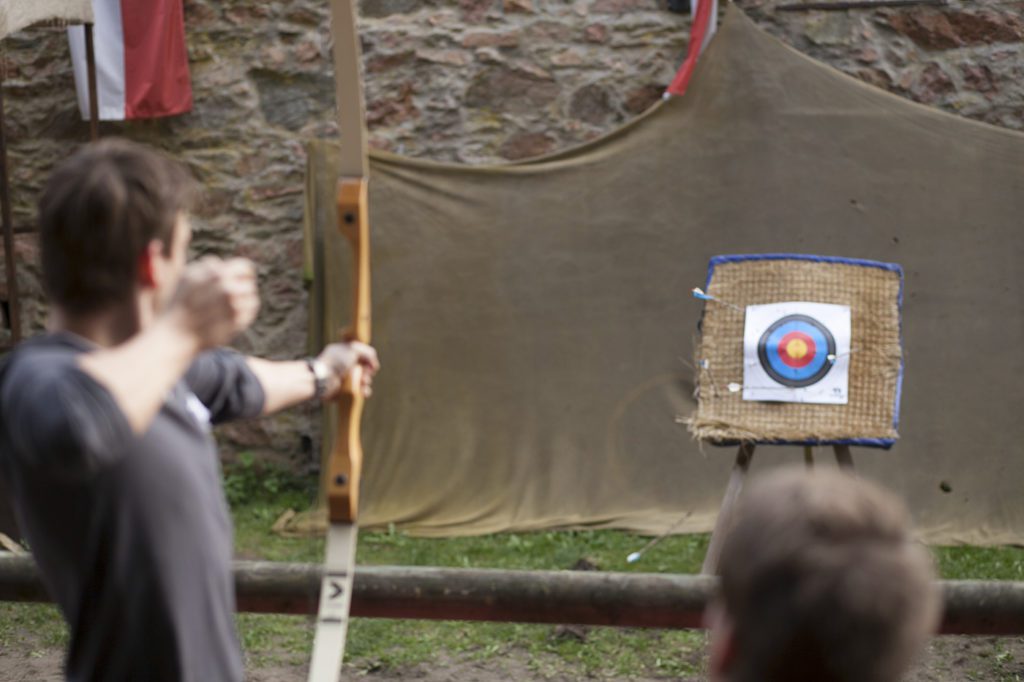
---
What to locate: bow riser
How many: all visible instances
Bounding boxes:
[327,178,371,524]
[337,178,371,344]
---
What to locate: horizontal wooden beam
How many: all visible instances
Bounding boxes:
[0,555,1020,634]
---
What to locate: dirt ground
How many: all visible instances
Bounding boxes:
[2,635,1024,681]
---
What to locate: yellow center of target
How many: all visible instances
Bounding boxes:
[785,338,809,360]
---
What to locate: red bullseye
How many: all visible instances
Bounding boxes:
[777,331,816,368]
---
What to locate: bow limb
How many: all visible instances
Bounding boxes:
[308,0,370,680]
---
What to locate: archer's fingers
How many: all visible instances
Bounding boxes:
[223,257,257,280]
[349,342,380,373]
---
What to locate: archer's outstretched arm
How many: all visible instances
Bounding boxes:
[245,341,379,416]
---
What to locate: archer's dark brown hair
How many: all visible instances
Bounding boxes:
[717,468,940,682]
[38,138,196,315]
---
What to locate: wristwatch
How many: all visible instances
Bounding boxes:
[305,357,331,400]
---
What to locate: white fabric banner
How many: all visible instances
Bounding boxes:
[67,0,125,120]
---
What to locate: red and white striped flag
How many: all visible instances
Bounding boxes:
[67,0,192,121]
[665,0,719,98]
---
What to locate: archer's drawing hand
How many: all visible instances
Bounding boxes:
[168,257,260,350]
[317,341,380,400]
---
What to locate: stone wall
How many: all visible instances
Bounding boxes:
[0,0,1019,463]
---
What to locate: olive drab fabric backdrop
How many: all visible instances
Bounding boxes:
[306,7,1023,544]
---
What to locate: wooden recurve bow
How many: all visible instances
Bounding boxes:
[308,0,370,680]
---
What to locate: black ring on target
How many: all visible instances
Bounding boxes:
[757,314,837,388]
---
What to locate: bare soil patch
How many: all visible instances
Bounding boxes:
[4,634,1024,680]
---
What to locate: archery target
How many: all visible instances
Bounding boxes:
[758,315,835,387]
[742,302,850,404]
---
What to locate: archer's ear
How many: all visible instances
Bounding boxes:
[705,602,737,681]
[137,240,162,288]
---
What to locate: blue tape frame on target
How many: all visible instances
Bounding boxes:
[703,253,904,450]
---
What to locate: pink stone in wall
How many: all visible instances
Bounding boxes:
[584,24,610,43]
[511,60,554,80]
[499,131,555,160]
[366,51,415,74]
[524,20,575,42]
[294,39,321,63]
[504,0,535,13]
[551,50,586,67]
[961,63,998,95]
[460,0,497,24]
[461,31,521,48]
[416,49,473,66]
[911,62,955,104]
[855,46,880,64]
[623,84,663,115]
[887,10,961,50]
[887,8,1024,50]
[591,0,658,14]
[366,83,419,127]
[856,68,895,91]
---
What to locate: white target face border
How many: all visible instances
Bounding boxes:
[742,302,851,405]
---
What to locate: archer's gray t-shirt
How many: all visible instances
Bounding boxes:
[0,332,265,682]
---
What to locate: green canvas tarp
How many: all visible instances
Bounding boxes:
[306,7,1024,544]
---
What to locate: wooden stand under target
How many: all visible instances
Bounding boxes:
[700,443,855,575]
[690,255,904,575]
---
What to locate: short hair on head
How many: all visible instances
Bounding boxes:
[717,467,940,682]
[38,137,196,315]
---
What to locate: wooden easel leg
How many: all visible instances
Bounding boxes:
[702,442,755,575]
[803,445,813,469]
[833,444,854,472]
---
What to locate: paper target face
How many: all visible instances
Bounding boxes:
[743,303,850,404]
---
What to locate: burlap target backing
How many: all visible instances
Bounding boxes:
[688,255,902,446]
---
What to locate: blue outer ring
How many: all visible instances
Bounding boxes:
[764,321,828,380]
[757,314,836,388]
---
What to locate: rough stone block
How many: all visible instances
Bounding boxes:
[499,130,554,159]
[887,8,1024,50]
[570,82,615,124]
[461,31,521,48]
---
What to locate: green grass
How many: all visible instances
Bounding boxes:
[933,545,1024,582]
[7,457,1024,676]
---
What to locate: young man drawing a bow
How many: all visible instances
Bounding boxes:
[0,138,379,681]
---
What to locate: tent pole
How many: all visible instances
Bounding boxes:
[0,74,21,344]
[84,23,99,141]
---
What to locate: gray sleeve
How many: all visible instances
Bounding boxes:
[184,350,266,424]
[0,353,133,477]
